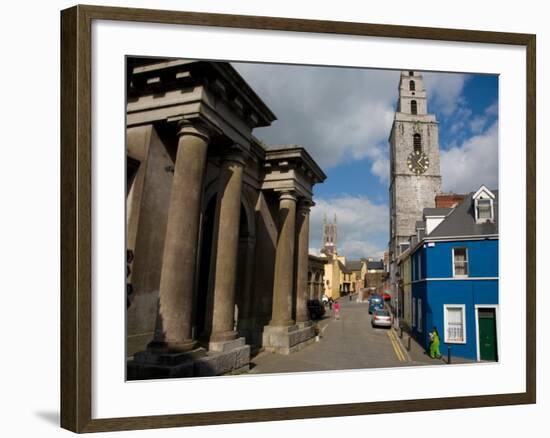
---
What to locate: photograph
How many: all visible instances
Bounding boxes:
[125,57,500,380]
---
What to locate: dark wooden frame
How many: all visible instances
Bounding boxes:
[60,4,536,433]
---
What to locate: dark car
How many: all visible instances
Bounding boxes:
[368,294,383,305]
[368,295,384,314]
[307,299,326,320]
[369,301,384,314]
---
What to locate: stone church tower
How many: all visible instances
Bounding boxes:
[389,71,442,286]
[322,214,338,256]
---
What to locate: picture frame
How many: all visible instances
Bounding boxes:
[60,4,536,433]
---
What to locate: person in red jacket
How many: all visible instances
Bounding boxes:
[334,301,341,320]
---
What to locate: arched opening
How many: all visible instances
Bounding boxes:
[413,133,422,153]
[409,80,416,91]
[411,100,417,115]
[195,194,254,343]
[195,196,216,338]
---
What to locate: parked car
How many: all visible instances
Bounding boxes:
[371,309,392,328]
[307,299,326,320]
[368,301,384,314]
[368,294,384,313]
[368,294,383,304]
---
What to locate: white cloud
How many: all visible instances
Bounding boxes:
[423,72,469,116]
[440,121,498,193]
[235,63,474,187]
[309,195,388,259]
[234,63,398,176]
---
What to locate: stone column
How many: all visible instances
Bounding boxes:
[295,200,311,324]
[208,150,246,346]
[269,190,297,327]
[150,120,210,352]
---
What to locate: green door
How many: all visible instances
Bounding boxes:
[478,308,498,361]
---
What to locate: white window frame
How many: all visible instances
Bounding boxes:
[417,298,422,333]
[444,304,467,344]
[452,247,469,278]
[475,197,494,223]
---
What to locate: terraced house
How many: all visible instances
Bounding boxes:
[401,185,499,362]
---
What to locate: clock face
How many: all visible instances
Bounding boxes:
[407,151,430,175]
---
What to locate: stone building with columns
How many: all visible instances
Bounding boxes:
[125,58,326,379]
[308,255,327,300]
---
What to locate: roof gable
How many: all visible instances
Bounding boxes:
[427,189,499,239]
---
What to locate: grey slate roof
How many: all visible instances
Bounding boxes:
[338,260,352,274]
[366,260,385,270]
[346,260,363,272]
[423,208,452,217]
[428,190,499,238]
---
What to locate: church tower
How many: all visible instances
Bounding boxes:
[389,71,442,282]
[322,214,338,256]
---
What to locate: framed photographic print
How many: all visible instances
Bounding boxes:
[60,4,536,433]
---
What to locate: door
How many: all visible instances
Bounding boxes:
[478,308,498,361]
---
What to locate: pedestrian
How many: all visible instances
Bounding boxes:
[429,326,442,359]
[349,293,352,301]
[334,301,340,320]
[328,297,333,310]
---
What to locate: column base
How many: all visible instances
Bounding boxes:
[127,339,250,380]
[262,323,316,355]
[146,338,197,353]
[296,319,313,328]
[208,329,238,344]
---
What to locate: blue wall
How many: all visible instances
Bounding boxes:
[423,239,498,279]
[410,239,499,360]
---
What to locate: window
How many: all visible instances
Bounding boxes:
[409,80,415,91]
[411,100,417,115]
[399,242,410,255]
[413,133,422,153]
[417,254,422,279]
[409,71,414,76]
[418,298,422,332]
[412,298,416,328]
[476,198,493,222]
[445,305,466,343]
[453,248,468,277]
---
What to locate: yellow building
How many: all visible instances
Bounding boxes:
[322,255,365,299]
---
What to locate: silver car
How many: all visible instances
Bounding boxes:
[371,309,392,328]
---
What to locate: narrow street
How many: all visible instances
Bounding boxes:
[248,296,435,375]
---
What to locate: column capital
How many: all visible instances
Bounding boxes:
[277,190,297,203]
[177,118,213,143]
[221,146,248,166]
[297,198,315,212]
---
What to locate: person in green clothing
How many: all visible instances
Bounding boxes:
[429,326,442,359]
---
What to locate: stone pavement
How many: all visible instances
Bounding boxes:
[247,295,441,375]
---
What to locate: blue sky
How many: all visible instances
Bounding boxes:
[233,63,498,259]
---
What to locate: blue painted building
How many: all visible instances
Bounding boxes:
[407,186,499,361]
